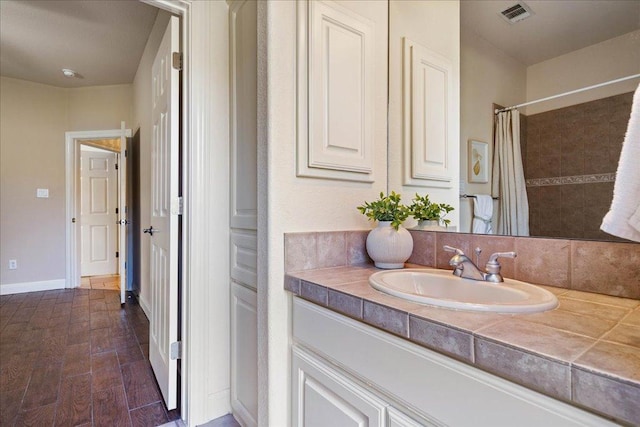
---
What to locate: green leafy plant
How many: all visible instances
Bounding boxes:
[357,191,409,230]
[408,193,454,227]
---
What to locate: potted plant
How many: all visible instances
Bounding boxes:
[357,191,413,269]
[408,193,454,230]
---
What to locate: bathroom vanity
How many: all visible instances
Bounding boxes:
[286,264,640,426]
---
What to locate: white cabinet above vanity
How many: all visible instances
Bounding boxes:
[291,297,616,427]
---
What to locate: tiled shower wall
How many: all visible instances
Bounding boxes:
[524,92,634,241]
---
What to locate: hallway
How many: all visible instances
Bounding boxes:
[0,288,179,426]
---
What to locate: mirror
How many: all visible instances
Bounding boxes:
[389,0,640,242]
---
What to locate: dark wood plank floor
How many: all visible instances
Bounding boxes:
[0,288,180,426]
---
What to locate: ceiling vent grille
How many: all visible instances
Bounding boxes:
[499,2,534,24]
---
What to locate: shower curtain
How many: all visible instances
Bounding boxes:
[492,110,529,236]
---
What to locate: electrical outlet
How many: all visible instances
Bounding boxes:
[8,259,17,270]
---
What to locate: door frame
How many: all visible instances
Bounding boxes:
[65,128,132,296]
[142,1,231,425]
[63,1,231,424]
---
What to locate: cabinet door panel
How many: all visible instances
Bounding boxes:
[388,406,440,427]
[293,347,386,427]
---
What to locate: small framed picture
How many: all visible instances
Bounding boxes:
[468,140,489,183]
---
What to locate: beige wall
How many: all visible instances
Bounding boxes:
[459,29,527,233]
[0,77,69,286]
[388,0,461,228]
[68,84,133,131]
[0,76,132,290]
[132,10,171,315]
[526,29,640,115]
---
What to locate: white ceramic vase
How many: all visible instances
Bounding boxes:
[366,221,414,269]
[413,219,445,231]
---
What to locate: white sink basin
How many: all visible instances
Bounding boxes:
[369,268,558,313]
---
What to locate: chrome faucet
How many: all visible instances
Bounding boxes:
[443,245,516,283]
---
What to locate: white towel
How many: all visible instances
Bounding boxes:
[601,83,640,242]
[472,195,494,234]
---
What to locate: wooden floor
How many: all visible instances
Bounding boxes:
[0,288,179,426]
[79,275,120,291]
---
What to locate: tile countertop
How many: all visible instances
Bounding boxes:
[284,264,640,426]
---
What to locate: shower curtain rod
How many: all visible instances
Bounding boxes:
[494,73,640,114]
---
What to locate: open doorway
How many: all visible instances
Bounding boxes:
[77,143,121,290]
[2,0,230,422]
[65,127,131,304]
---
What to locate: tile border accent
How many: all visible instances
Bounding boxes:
[526,173,615,187]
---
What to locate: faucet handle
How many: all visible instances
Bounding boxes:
[443,245,464,255]
[485,251,517,273]
[487,251,517,263]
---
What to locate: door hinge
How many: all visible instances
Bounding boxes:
[116,251,119,258]
[172,52,183,71]
[116,207,119,214]
[125,149,128,157]
[115,163,119,170]
[171,197,183,215]
[170,341,182,360]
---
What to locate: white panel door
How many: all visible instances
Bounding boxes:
[119,125,128,304]
[148,15,180,410]
[80,149,118,277]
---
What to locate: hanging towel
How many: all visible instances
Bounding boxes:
[472,195,494,234]
[601,83,640,243]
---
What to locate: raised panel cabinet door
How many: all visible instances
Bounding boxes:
[403,38,455,188]
[231,283,258,427]
[292,347,386,427]
[148,15,180,410]
[297,0,387,183]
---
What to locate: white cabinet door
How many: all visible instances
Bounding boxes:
[231,283,258,427]
[293,347,386,427]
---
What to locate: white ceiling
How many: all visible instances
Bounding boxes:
[461,0,640,66]
[0,0,159,88]
[1,1,638,88]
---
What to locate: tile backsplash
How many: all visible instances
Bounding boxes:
[284,230,640,300]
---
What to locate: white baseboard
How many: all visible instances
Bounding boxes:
[139,295,152,320]
[194,389,231,426]
[0,279,67,296]
[231,399,256,427]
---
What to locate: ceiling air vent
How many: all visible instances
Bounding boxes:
[499,2,534,24]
